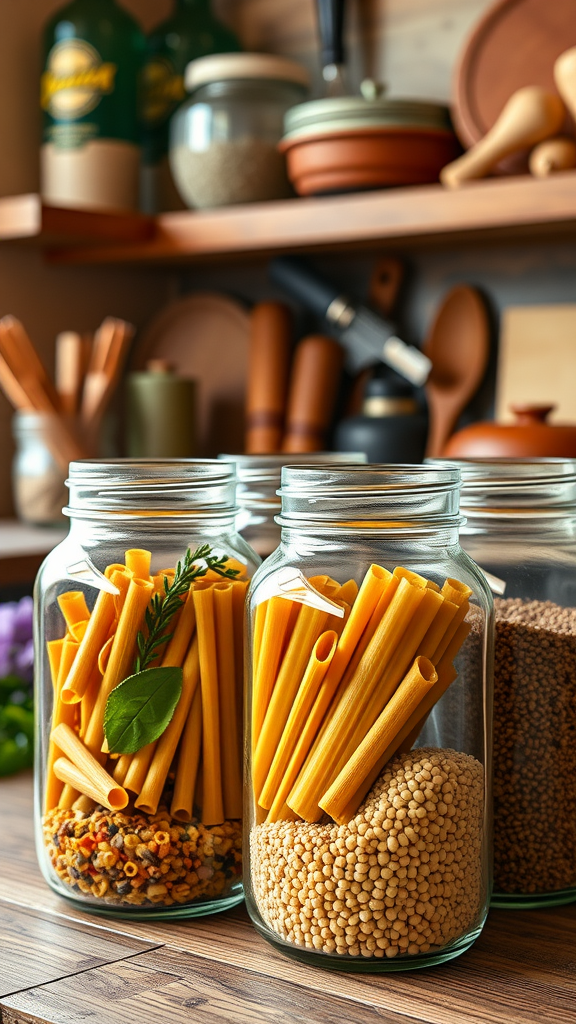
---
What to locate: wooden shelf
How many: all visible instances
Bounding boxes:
[2,174,576,265]
[0,193,153,247]
[46,172,576,265]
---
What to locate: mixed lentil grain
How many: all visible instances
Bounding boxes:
[250,748,484,960]
[43,805,242,907]
[493,597,576,895]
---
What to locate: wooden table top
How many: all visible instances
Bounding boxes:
[1,772,575,1024]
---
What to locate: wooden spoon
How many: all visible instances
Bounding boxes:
[423,286,490,457]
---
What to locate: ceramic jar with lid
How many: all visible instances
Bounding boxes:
[432,457,576,908]
[443,405,576,459]
[170,53,310,208]
[218,452,366,559]
[245,464,493,969]
[35,459,259,918]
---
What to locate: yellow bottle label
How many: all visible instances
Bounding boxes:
[41,39,117,120]
[141,57,185,125]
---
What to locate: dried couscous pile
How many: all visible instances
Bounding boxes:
[250,748,484,959]
[43,805,242,907]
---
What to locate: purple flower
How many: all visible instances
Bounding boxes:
[0,603,17,646]
[14,638,34,684]
[13,597,33,644]
[0,598,35,686]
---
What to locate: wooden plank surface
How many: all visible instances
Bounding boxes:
[0,902,158,999]
[2,772,576,1024]
[0,946,424,1024]
[48,174,576,267]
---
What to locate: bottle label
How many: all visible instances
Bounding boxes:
[141,56,185,127]
[42,40,117,120]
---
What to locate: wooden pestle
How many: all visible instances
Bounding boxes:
[282,334,343,453]
[529,137,576,178]
[441,86,565,188]
[246,302,292,453]
[554,47,576,120]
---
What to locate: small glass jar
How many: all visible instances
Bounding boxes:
[245,465,493,970]
[219,452,367,558]
[35,459,259,918]
[433,457,576,909]
[170,53,310,208]
[13,412,68,526]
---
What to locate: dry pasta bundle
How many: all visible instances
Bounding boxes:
[42,544,248,909]
[251,564,472,825]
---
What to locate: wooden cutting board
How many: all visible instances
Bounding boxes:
[134,293,251,457]
[453,0,576,152]
[496,305,576,423]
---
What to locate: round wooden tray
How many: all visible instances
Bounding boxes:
[134,292,251,457]
[453,0,576,151]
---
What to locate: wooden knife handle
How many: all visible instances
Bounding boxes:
[246,302,292,454]
[282,334,343,453]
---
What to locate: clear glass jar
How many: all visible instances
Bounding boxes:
[13,412,68,526]
[433,457,576,909]
[35,459,259,918]
[170,53,310,208]
[219,452,367,559]
[245,465,493,970]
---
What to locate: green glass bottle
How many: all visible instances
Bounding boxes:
[141,0,240,212]
[41,0,145,211]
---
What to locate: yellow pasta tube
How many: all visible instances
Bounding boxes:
[53,757,127,811]
[253,599,268,680]
[97,634,115,675]
[260,630,338,815]
[320,656,438,824]
[193,585,224,826]
[125,548,152,579]
[135,637,200,815]
[288,577,425,822]
[57,591,90,629]
[171,684,202,822]
[61,589,116,703]
[51,721,129,810]
[44,638,80,812]
[337,579,359,605]
[68,620,89,643]
[47,639,64,692]
[79,666,102,739]
[419,599,459,661]
[58,783,79,809]
[161,585,196,667]
[214,584,242,819]
[253,603,332,799]
[113,753,132,785]
[108,566,134,618]
[251,596,295,753]
[72,794,95,813]
[84,576,154,756]
[232,578,248,754]
[432,579,473,662]
[123,741,156,794]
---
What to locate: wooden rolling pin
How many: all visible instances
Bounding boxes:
[282,334,343,453]
[246,302,292,454]
[554,47,576,120]
[529,137,576,177]
[441,86,565,188]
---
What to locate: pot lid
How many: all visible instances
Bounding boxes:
[185,53,311,93]
[283,93,452,141]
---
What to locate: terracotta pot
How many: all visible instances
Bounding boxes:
[443,404,576,458]
[279,96,460,196]
[280,126,459,195]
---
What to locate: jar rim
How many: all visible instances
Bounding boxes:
[428,457,576,514]
[65,459,238,519]
[185,53,311,93]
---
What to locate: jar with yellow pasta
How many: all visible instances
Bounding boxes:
[245,465,494,970]
[35,459,259,918]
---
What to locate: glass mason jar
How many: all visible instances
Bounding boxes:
[35,459,259,918]
[245,465,493,970]
[12,412,68,526]
[219,452,367,559]
[433,457,576,909]
[170,53,310,208]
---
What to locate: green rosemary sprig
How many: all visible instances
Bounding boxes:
[134,544,240,673]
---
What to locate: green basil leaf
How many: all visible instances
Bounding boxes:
[104,666,183,755]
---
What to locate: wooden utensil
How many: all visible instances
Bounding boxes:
[453,0,576,153]
[55,331,84,416]
[246,302,292,454]
[529,137,576,177]
[282,334,343,452]
[554,46,576,118]
[441,86,565,188]
[346,257,405,417]
[423,286,490,457]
